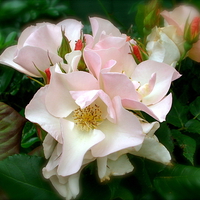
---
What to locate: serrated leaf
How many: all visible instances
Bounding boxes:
[0,154,62,200]
[189,96,200,120]
[185,119,200,134]
[166,95,189,128]
[154,164,200,200]
[172,130,196,165]
[0,102,26,160]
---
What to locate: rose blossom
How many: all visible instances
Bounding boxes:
[0,19,83,77]
[41,119,170,200]
[83,17,137,79]
[161,5,200,62]
[25,64,144,177]
[146,26,184,67]
[99,60,181,122]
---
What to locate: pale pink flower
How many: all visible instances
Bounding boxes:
[146,26,184,67]
[103,60,181,122]
[0,19,83,77]
[25,64,144,176]
[161,5,200,35]
[161,5,200,62]
[83,17,136,79]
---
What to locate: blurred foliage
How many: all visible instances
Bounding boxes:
[0,0,200,199]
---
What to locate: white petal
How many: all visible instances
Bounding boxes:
[131,135,171,164]
[97,154,134,182]
[57,119,105,176]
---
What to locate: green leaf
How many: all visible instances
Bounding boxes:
[154,164,200,200]
[155,122,174,154]
[0,154,62,200]
[111,184,134,200]
[172,130,196,165]
[166,95,189,128]
[135,3,145,38]
[21,122,40,148]
[189,96,200,120]
[78,167,110,200]
[185,119,200,134]
[0,66,15,94]
[0,102,26,160]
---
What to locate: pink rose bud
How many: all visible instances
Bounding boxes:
[184,16,200,44]
[45,68,51,84]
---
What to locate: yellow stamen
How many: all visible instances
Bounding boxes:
[73,104,103,132]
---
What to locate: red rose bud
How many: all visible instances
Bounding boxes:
[133,45,142,63]
[45,68,51,84]
[75,39,83,50]
[184,16,200,44]
[131,45,148,64]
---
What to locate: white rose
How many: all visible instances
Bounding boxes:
[146,26,184,67]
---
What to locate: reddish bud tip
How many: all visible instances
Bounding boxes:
[191,17,200,39]
[75,39,83,51]
[133,45,143,62]
[45,68,51,84]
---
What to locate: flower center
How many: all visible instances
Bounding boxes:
[73,104,103,132]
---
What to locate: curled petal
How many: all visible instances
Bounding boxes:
[0,46,38,77]
[91,96,144,157]
[122,93,172,122]
[130,135,171,164]
[25,86,63,143]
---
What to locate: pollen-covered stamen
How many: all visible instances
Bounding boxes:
[73,104,103,132]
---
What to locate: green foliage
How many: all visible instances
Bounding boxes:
[154,164,200,200]
[21,121,40,149]
[0,154,62,200]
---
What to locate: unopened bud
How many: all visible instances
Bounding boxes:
[184,16,200,44]
[58,29,72,63]
[131,45,148,64]
[45,68,51,84]
[75,39,83,51]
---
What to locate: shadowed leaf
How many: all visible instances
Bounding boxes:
[0,154,62,200]
[154,164,200,200]
[0,102,26,160]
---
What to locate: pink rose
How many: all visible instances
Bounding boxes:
[83,17,136,79]
[0,19,83,77]
[25,64,144,176]
[161,5,200,62]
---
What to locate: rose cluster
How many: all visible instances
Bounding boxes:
[0,4,199,200]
